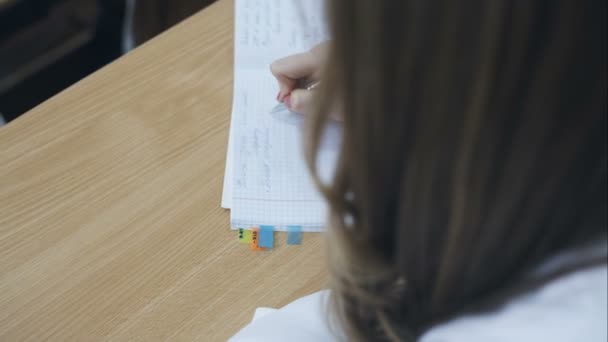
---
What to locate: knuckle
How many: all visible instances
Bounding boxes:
[269,62,279,75]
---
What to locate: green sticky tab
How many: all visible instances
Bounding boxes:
[238,228,253,243]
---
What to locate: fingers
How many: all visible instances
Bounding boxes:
[270,42,331,114]
[285,88,314,114]
[270,51,318,101]
[285,89,343,120]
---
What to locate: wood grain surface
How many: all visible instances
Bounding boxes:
[0,0,328,340]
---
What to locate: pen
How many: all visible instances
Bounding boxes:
[270,81,320,113]
[304,81,320,91]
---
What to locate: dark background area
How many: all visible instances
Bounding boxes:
[0,0,215,123]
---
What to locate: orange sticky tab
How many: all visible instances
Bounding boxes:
[250,228,265,251]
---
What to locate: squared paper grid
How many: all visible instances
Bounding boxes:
[230,73,337,231]
[227,0,335,232]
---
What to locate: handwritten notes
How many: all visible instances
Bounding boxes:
[235,0,329,66]
[222,0,339,231]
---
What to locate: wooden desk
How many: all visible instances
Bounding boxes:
[0,1,327,340]
[0,0,17,10]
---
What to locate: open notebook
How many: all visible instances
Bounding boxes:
[222,0,339,232]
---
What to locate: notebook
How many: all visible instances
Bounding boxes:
[222,0,340,232]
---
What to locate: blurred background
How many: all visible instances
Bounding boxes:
[0,0,217,125]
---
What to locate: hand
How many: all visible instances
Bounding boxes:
[270,42,329,114]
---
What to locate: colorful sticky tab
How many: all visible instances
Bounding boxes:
[238,228,253,243]
[287,225,303,245]
[250,228,265,251]
[258,225,274,249]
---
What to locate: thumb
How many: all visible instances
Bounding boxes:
[286,89,314,115]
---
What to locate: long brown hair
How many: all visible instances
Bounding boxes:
[306,0,607,340]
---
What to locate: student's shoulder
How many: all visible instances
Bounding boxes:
[420,265,607,342]
[229,290,338,342]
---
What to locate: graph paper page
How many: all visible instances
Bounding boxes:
[222,0,338,231]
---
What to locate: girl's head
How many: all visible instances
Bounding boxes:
[307,0,606,340]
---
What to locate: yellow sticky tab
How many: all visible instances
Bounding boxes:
[238,228,253,243]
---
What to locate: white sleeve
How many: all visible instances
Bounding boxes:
[229,290,341,342]
[420,266,608,342]
[231,265,607,341]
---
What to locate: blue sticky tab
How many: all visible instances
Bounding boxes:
[287,225,302,245]
[258,225,274,248]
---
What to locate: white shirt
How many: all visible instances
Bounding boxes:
[230,247,607,341]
